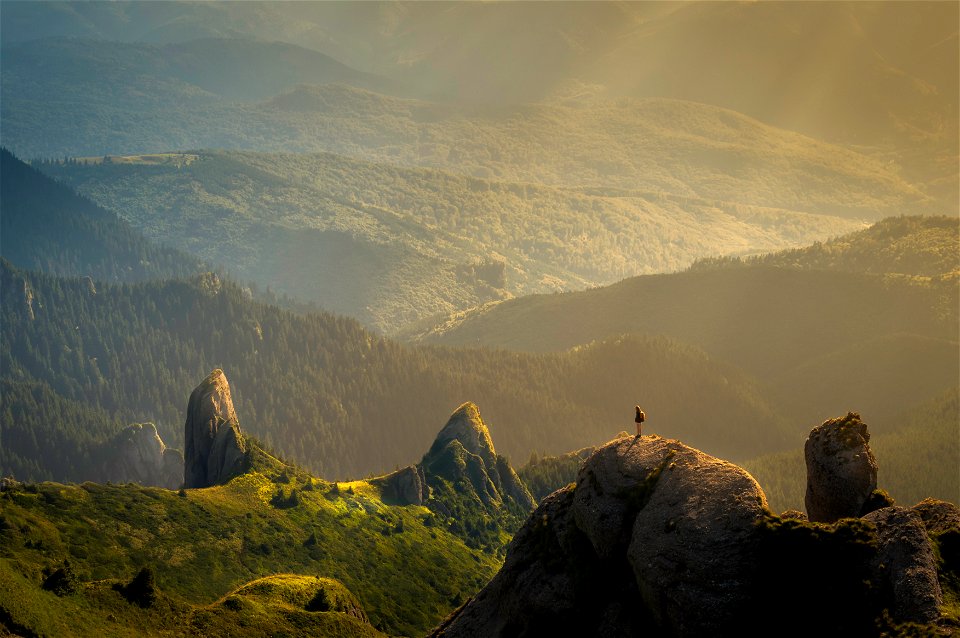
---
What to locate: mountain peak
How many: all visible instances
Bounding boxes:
[420,402,535,515]
[430,401,497,463]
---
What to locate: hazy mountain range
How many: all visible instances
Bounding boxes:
[4,1,956,210]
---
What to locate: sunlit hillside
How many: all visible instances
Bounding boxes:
[4,2,956,211]
[0,442,500,637]
[40,143,874,332]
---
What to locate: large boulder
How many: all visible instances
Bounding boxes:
[429,487,643,637]
[626,441,769,634]
[432,435,769,637]
[571,435,769,634]
[804,412,877,523]
[103,422,183,489]
[184,369,247,488]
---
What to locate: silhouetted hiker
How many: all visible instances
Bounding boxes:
[635,405,645,436]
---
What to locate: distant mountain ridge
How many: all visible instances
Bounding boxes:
[4,2,955,211]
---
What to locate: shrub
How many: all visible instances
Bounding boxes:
[42,560,78,596]
[115,566,157,608]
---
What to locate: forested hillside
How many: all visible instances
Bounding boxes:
[0,149,202,282]
[409,217,959,439]
[40,149,864,332]
[1,260,793,483]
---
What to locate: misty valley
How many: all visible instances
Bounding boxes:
[0,2,958,637]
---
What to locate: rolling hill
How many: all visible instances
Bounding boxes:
[0,413,509,637]
[4,2,955,146]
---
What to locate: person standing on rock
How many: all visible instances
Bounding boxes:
[635,405,645,436]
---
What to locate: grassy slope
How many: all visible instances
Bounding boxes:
[0,564,387,638]
[41,148,866,333]
[0,461,498,637]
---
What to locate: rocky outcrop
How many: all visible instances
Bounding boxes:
[184,369,247,488]
[431,423,957,637]
[23,279,35,320]
[863,506,942,623]
[103,423,183,489]
[804,412,877,523]
[421,402,535,511]
[913,498,960,536]
[431,435,770,637]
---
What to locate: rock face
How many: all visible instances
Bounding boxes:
[184,369,247,488]
[804,412,877,523]
[421,402,535,512]
[103,423,183,489]
[431,435,770,637]
[863,506,942,623]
